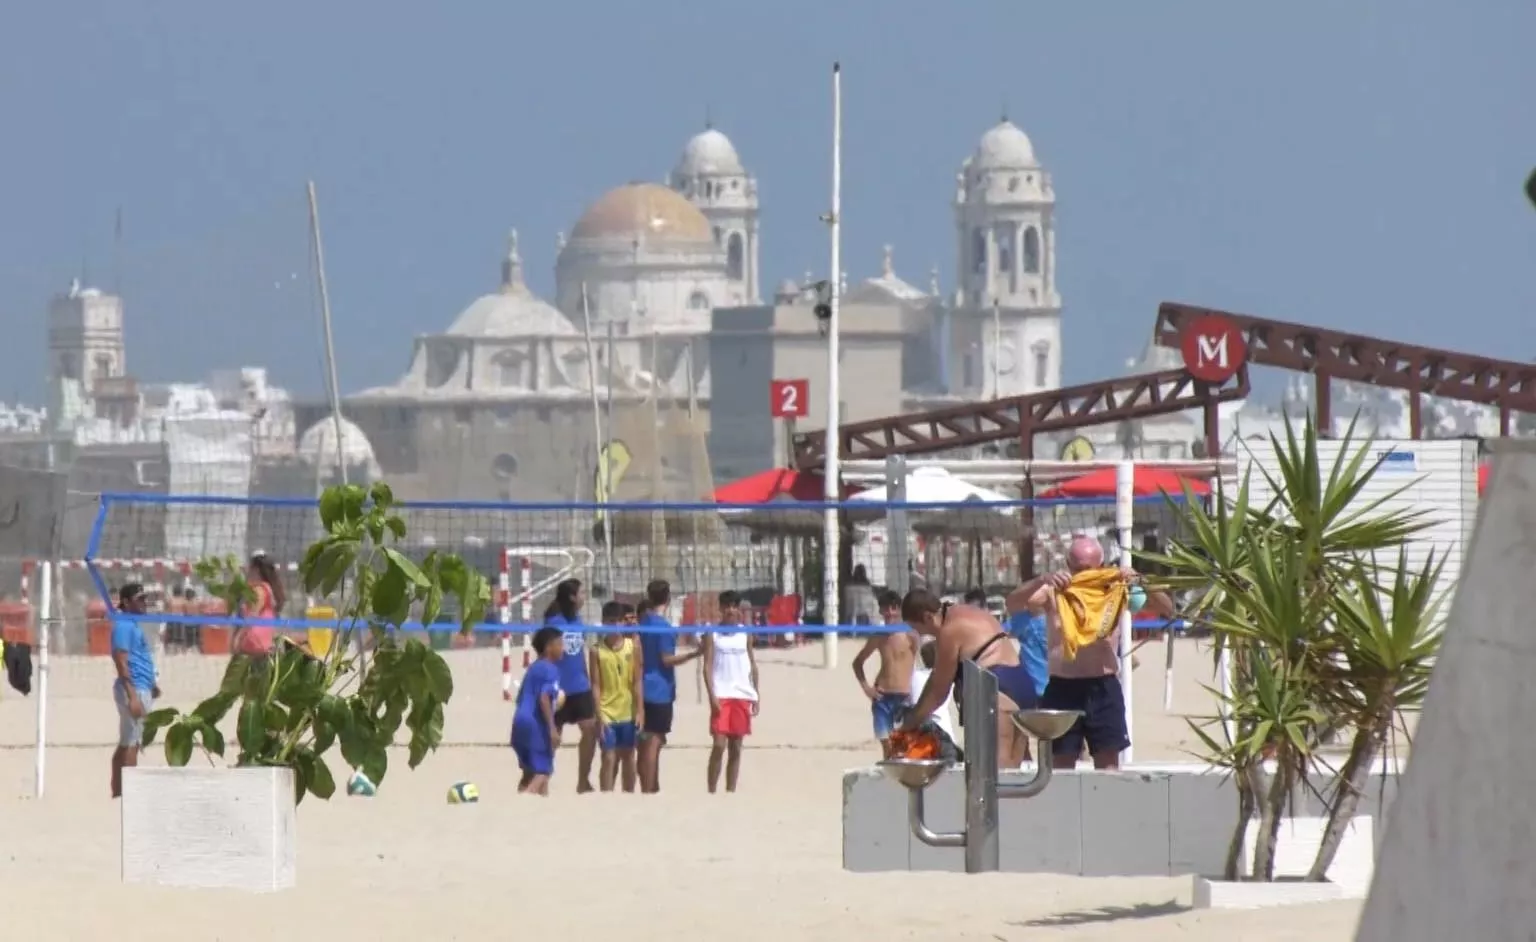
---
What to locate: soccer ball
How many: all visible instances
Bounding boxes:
[346,770,377,797]
[447,781,479,804]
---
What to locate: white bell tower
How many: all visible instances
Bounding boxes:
[952,117,1063,398]
[670,123,760,304]
[48,278,126,397]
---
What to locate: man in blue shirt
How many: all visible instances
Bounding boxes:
[635,579,702,794]
[110,583,160,798]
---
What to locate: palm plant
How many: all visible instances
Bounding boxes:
[1145,414,1447,881]
[1307,550,1445,879]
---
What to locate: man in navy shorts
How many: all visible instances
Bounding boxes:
[1027,537,1133,770]
[635,579,702,794]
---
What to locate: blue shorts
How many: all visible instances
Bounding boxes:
[600,721,638,751]
[871,692,910,740]
[992,663,1040,711]
[511,722,554,776]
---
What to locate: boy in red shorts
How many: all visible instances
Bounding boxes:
[700,590,759,794]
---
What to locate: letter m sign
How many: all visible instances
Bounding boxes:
[1180,315,1247,383]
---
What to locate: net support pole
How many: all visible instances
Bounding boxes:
[498,550,513,701]
[35,561,51,798]
[1218,645,1235,746]
[1163,618,1176,712]
[886,455,910,595]
[519,556,533,667]
[820,62,843,672]
[1116,460,1135,766]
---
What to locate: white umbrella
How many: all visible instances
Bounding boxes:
[848,466,1018,506]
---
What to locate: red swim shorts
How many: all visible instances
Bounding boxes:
[710,698,753,737]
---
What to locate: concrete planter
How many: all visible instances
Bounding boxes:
[1192,876,1346,909]
[843,761,1396,877]
[1192,815,1375,909]
[122,767,297,892]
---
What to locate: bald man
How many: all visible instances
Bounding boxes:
[1007,536,1133,770]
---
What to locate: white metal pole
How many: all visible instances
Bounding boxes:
[821,62,843,671]
[308,183,369,684]
[35,561,51,798]
[308,182,349,491]
[579,284,617,592]
[1163,618,1176,712]
[1115,460,1135,765]
[1218,645,1235,746]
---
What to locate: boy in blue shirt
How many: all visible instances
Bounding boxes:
[110,583,160,798]
[511,626,566,796]
[635,579,702,794]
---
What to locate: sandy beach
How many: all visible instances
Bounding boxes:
[0,637,1364,941]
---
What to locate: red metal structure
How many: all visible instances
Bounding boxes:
[1153,302,1536,438]
[792,365,1248,470]
[794,303,1533,473]
[790,303,1529,581]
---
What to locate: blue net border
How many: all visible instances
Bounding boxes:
[85,491,1197,632]
[109,614,1191,637]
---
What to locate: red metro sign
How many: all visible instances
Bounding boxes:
[1179,315,1247,383]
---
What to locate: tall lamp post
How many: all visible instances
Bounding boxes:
[820,62,843,670]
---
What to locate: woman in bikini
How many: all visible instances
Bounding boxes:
[896,584,1064,767]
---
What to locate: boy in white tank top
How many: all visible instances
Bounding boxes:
[701,591,759,794]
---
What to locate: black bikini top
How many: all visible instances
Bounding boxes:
[952,631,1012,698]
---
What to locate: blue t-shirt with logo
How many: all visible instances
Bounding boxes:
[638,612,677,704]
[1007,612,1050,697]
[110,617,157,691]
[546,613,591,695]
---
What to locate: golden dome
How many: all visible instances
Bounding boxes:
[570,182,713,242]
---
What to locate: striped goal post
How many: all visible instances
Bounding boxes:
[495,546,595,699]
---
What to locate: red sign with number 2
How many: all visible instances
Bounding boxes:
[770,379,809,418]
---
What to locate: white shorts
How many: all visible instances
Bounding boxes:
[113,682,154,748]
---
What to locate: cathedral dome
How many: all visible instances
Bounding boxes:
[972,119,1038,170]
[299,415,378,471]
[446,232,575,337]
[570,183,714,243]
[675,127,744,176]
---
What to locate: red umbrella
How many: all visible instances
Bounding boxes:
[1040,466,1211,499]
[1478,460,1489,496]
[712,468,844,504]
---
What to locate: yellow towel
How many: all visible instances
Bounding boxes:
[1055,568,1129,661]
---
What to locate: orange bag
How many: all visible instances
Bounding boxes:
[889,729,941,760]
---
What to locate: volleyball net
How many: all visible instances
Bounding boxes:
[1,478,1211,797]
[4,486,1196,683]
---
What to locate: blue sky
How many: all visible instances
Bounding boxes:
[1,1,1532,402]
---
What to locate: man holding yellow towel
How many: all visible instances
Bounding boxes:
[1011,536,1137,770]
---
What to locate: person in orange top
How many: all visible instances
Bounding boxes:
[231,552,285,660]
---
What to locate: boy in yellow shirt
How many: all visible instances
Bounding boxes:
[592,601,643,793]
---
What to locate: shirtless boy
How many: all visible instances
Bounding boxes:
[850,589,915,756]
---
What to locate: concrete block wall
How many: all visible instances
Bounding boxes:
[842,762,1399,876]
[122,767,297,891]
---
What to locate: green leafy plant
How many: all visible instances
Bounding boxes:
[142,481,491,803]
[1146,415,1447,881]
